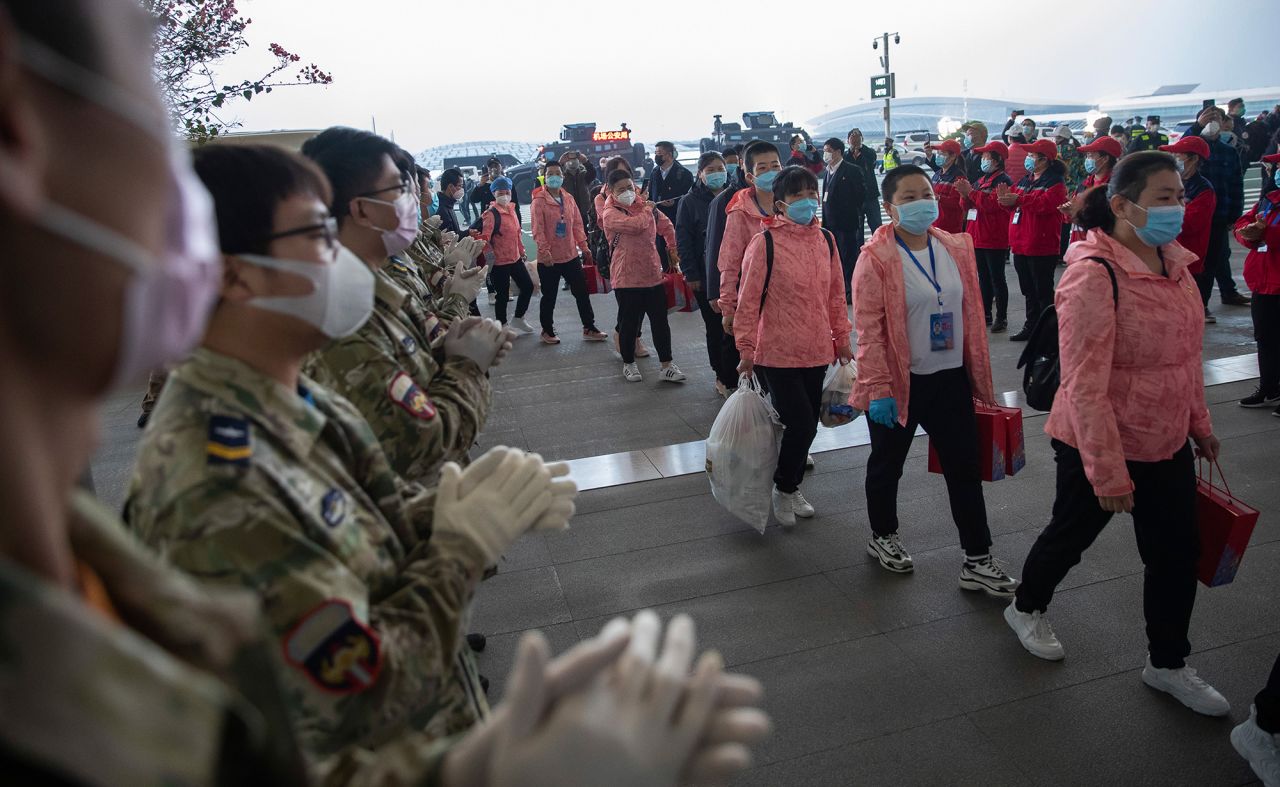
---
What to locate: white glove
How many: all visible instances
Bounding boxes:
[425,215,444,230]
[452,452,576,532]
[445,261,486,302]
[489,327,518,368]
[441,230,459,250]
[433,447,554,565]
[442,237,481,270]
[443,316,503,372]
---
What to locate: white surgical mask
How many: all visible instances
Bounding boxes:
[1200,121,1221,139]
[496,194,512,206]
[240,245,375,338]
[616,190,637,206]
[822,151,834,164]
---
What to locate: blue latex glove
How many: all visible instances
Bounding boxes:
[868,397,899,428]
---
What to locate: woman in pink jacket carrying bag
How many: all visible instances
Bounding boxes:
[850,165,1018,596]
[1004,152,1231,719]
[735,167,853,527]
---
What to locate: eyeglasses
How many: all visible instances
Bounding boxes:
[357,181,410,199]
[266,216,338,248]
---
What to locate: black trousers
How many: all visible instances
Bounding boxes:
[1013,253,1058,330]
[865,366,992,556]
[1258,653,1280,733]
[617,284,671,364]
[1059,223,1072,259]
[831,228,863,304]
[537,257,597,335]
[490,263,533,324]
[694,286,736,387]
[720,325,740,388]
[1015,440,1198,669]
[1252,293,1280,395]
[757,365,825,493]
[614,289,645,339]
[975,247,1010,323]
[1196,218,1242,304]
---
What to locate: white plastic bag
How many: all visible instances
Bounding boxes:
[705,374,783,534]
[819,361,860,428]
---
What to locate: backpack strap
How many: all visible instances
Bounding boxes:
[1083,256,1118,308]
[760,230,775,310]
[489,206,502,238]
[820,228,835,259]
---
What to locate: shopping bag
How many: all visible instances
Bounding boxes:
[664,272,695,313]
[1195,459,1260,587]
[583,263,611,294]
[927,401,1020,482]
[819,362,860,428]
[705,374,784,534]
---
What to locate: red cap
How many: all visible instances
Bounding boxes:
[934,139,963,156]
[973,140,1009,159]
[1077,136,1125,159]
[1262,153,1280,165]
[1026,139,1058,160]
[1159,136,1211,160]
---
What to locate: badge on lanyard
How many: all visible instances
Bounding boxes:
[1012,209,1021,225]
[555,219,567,238]
[897,236,954,353]
[966,208,978,221]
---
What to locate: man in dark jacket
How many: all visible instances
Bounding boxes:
[676,153,736,393]
[436,168,467,235]
[469,157,523,222]
[1199,119,1251,307]
[821,138,868,303]
[704,158,753,388]
[846,128,881,231]
[647,141,694,225]
[557,149,597,230]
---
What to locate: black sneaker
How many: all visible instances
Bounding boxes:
[1009,326,1033,342]
[466,633,487,653]
[991,319,1008,334]
[1241,388,1280,408]
[1221,292,1252,306]
[137,411,151,429]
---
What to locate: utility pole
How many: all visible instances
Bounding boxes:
[871,32,900,141]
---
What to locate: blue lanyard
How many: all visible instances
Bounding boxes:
[551,191,565,218]
[896,235,943,309]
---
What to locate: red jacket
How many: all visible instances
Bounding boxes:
[1010,164,1069,256]
[716,187,775,316]
[1179,174,1217,275]
[932,165,970,234]
[1237,191,1280,296]
[475,200,523,265]
[961,170,1014,249]
[1068,171,1112,244]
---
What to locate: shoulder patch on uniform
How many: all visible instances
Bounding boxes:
[388,371,436,420]
[321,488,346,527]
[206,415,251,466]
[422,314,444,344]
[389,259,411,274]
[283,600,381,694]
[400,335,418,355]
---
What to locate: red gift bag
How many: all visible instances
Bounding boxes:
[583,263,611,294]
[928,402,1025,482]
[1196,460,1260,587]
[663,272,695,313]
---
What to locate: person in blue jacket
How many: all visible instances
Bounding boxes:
[676,151,735,395]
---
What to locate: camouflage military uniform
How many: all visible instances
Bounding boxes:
[124,348,491,758]
[382,257,451,352]
[305,271,490,483]
[402,222,473,323]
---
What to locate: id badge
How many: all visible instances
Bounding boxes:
[966,208,978,221]
[930,312,955,351]
[555,220,567,238]
[1012,209,1021,225]
[1260,244,1270,253]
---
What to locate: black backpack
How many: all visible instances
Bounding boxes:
[468,206,501,237]
[759,228,835,308]
[1017,256,1117,411]
[592,205,663,280]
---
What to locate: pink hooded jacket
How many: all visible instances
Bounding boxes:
[1045,230,1211,497]
[475,199,523,265]
[716,187,775,316]
[531,186,589,265]
[734,216,852,368]
[599,193,676,289]
[850,224,995,425]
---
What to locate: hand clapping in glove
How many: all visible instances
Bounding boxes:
[443,237,484,270]
[445,261,486,303]
[443,316,506,372]
[441,230,459,250]
[425,215,444,231]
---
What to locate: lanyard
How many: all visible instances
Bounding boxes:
[550,191,565,218]
[1261,202,1280,226]
[896,235,943,309]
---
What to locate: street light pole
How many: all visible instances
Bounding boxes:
[872,32,900,142]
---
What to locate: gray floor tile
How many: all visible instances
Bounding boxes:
[470,565,572,635]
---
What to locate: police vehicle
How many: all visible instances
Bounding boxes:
[699,111,814,160]
[504,123,648,204]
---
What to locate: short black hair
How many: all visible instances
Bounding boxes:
[487,157,502,168]
[655,141,676,155]
[824,137,845,154]
[604,155,633,175]
[881,164,930,203]
[193,144,332,256]
[722,145,742,158]
[606,169,634,190]
[771,165,818,208]
[847,128,863,138]
[1077,151,1178,234]
[439,168,464,189]
[301,126,402,223]
[1,0,101,73]
[744,140,778,171]
[696,151,725,172]
[1110,125,1127,136]
[542,159,563,173]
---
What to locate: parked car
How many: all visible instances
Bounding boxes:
[877,144,928,173]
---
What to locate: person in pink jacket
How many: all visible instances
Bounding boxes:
[472,176,534,333]
[849,165,1017,596]
[1005,152,1231,719]
[594,155,652,359]
[599,169,685,383]
[531,159,607,345]
[734,167,854,527]
[717,140,783,330]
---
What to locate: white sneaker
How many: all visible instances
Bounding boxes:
[790,490,815,518]
[866,534,913,573]
[659,363,687,383]
[1141,657,1231,716]
[1004,602,1065,661]
[509,317,535,334]
[960,554,1020,598]
[771,488,797,528]
[1232,705,1280,787]
[622,363,642,382]
[805,454,815,470]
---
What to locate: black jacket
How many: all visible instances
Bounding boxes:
[561,163,596,229]
[821,159,867,233]
[675,180,720,283]
[436,192,463,235]
[647,163,694,224]
[468,181,523,222]
[704,182,751,301]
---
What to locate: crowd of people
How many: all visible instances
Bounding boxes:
[4,1,1280,784]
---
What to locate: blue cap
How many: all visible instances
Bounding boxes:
[491,177,513,193]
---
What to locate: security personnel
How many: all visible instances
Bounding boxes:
[1127,115,1170,153]
[883,138,901,172]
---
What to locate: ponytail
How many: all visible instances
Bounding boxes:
[1075,185,1114,233]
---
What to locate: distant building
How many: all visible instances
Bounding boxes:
[415,140,539,172]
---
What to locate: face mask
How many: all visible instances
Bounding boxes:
[240,245,374,338]
[704,171,727,189]
[359,190,418,256]
[20,36,222,389]
[1024,155,1037,172]
[427,191,439,217]
[1022,126,1036,139]
[933,153,946,167]
[753,170,779,190]
[1220,132,1235,145]
[496,194,512,206]
[963,134,974,149]
[654,154,667,166]
[822,151,834,164]
[980,158,995,174]
[1084,157,1097,174]
[1274,170,1280,189]
[892,199,939,234]
[1127,203,1185,247]
[785,198,819,225]
[1174,157,1186,174]
[615,190,637,206]
[726,163,739,176]
[450,186,464,201]
[546,175,564,189]
[1200,121,1221,139]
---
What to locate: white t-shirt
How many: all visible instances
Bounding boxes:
[898,240,965,375]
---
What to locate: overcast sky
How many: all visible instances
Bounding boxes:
[214,0,1280,152]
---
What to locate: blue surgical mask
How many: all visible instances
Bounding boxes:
[1024,155,1037,172]
[785,197,819,225]
[892,199,939,234]
[754,170,779,190]
[704,171,728,189]
[1128,203,1185,247]
[1274,169,1280,189]
[1173,157,1185,174]
[980,158,995,174]
[726,163,739,176]
[933,153,946,167]
[546,175,564,189]
[963,134,974,150]
[1084,157,1097,174]
[429,191,438,216]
